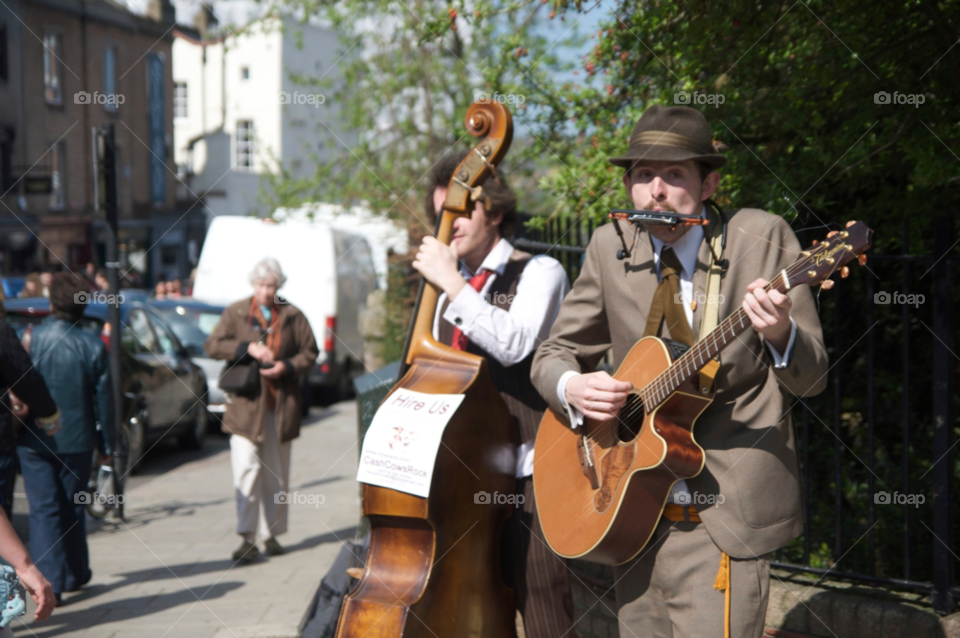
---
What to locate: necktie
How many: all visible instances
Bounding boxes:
[451,268,494,351]
[643,247,694,346]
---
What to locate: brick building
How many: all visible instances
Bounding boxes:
[0,0,204,284]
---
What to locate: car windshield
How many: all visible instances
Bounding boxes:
[155,306,223,352]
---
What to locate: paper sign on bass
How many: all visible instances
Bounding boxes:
[356,389,466,498]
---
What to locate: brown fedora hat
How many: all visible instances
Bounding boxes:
[608,105,726,170]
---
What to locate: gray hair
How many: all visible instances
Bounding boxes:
[249,257,287,288]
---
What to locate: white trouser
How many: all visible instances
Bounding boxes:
[230,412,291,543]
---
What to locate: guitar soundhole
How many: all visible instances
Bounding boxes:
[616,393,645,443]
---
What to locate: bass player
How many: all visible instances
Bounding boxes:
[530,105,829,637]
[412,152,579,638]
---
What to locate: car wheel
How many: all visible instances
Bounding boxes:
[178,402,207,450]
[121,415,146,476]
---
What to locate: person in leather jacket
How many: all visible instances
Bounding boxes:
[17,273,114,604]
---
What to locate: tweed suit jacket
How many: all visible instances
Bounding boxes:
[531,206,829,558]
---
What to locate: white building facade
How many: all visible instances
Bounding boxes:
[172,14,347,218]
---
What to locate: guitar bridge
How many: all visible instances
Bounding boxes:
[577,432,600,489]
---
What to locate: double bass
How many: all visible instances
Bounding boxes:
[335,102,519,638]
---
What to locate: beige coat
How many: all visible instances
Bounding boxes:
[531,207,829,558]
[205,298,319,444]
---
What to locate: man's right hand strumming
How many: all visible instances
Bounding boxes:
[564,371,633,421]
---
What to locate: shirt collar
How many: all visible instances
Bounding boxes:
[459,237,514,278]
[649,205,706,279]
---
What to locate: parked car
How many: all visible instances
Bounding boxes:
[148,298,227,420]
[3,297,209,474]
[191,216,378,402]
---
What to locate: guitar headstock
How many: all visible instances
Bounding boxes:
[786,221,873,290]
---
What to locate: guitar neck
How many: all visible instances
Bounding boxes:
[641,270,793,409]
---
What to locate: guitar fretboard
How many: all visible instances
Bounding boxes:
[639,270,791,409]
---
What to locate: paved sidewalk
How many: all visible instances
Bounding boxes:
[18,402,362,638]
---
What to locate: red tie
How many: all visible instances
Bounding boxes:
[451,268,494,351]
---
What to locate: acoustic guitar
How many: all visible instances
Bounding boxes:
[533,221,873,565]
[336,101,520,638]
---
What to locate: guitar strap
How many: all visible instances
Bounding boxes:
[696,208,724,395]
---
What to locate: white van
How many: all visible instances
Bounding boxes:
[192,216,378,400]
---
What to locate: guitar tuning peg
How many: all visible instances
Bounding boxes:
[826,230,839,238]
[841,266,850,279]
[821,279,836,290]
[858,254,868,266]
[812,240,820,246]
[845,220,857,228]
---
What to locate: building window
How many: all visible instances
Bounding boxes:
[173,81,187,118]
[49,142,65,210]
[103,46,118,111]
[236,120,254,169]
[240,66,249,80]
[43,33,62,104]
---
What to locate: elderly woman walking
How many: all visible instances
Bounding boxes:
[205,258,318,562]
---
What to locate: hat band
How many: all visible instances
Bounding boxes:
[630,130,713,155]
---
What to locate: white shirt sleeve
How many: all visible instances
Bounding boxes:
[441,256,569,366]
[766,316,797,369]
[557,370,584,428]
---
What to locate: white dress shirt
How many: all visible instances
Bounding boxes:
[433,238,570,477]
[556,206,797,503]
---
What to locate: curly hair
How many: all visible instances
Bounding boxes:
[424,151,518,238]
[50,272,89,321]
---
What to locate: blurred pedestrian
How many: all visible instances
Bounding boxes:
[94,269,109,292]
[0,290,60,520]
[38,268,55,298]
[17,273,114,604]
[153,281,166,299]
[205,258,318,563]
[18,274,42,299]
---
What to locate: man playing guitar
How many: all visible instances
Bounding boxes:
[411,152,579,638]
[531,105,829,637]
